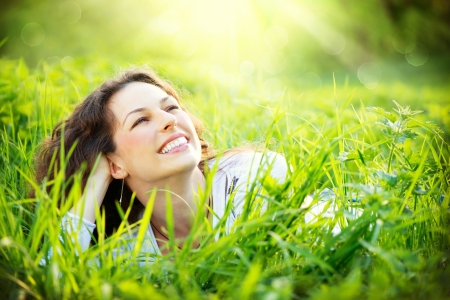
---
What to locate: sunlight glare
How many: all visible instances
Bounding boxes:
[307,14,345,55]
[173,33,198,58]
[264,26,289,50]
[158,9,182,34]
[262,51,285,74]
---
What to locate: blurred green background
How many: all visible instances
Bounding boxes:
[2,0,450,77]
[1,0,449,130]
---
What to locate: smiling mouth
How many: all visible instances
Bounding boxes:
[158,136,189,154]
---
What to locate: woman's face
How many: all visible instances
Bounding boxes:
[107,82,202,185]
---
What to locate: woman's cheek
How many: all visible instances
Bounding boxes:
[118,130,154,152]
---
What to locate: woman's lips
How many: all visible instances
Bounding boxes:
[160,143,189,155]
[157,132,189,154]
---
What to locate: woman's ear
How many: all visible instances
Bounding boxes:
[106,154,128,180]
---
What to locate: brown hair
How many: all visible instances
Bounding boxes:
[32,68,213,239]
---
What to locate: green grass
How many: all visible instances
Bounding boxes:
[0,57,449,299]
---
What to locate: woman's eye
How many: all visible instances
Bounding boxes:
[132,117,148,128]
[166,105,179,112]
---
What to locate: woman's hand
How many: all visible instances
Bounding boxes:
[70,153,113,223]
[91,153,113,186]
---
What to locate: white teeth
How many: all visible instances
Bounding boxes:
[159,137,188,154]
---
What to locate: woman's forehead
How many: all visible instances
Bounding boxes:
[111,82,170,106]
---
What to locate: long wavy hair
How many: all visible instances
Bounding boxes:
[32,69,213,239]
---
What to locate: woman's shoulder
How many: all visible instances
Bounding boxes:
[207,150,288,182]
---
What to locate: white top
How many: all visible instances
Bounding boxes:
[61,151,288,261]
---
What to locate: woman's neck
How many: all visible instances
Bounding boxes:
[130,166,206,239]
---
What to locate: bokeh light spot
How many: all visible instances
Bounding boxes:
[209,64,224,80]
[158,9,182,34]
[61,56,75,71]
[298,72,322,95]
[321,32,345,55]
[237,74,253,86]
[262,51,285,74]
[173,33,198,58]
[221,73,235,86]
[285,53,306,76]
[46,56,62,66]
[307,14,345,55]
[405,42,429,66]
[240,60,255,76]
[21,23,45,46]
[209,65,235,85]
[358,62,381,89]
[57,1,82,24]
[262,78,285,101]
[134,33,153,51]
[392,30,416,54]
[264,26,288,50]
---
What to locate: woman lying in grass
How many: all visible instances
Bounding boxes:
[33,69,288,257]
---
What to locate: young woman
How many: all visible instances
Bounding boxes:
[34,69,288,257]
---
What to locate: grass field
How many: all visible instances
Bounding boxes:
[0,56,449,299]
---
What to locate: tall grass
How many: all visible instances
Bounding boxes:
[0,58,449,299]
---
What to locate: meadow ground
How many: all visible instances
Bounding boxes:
[0,57,449,299]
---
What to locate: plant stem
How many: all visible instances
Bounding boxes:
[387,140,395,173]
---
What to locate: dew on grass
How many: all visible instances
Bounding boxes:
[56,1,82,24]
[158,9,182,34]
[358,62,381,89]
[240,60,254,76]
[405,42,429,66]
[61,56,75,71]
[298,72,322,95]
[173,33,198,58]
[21,23,45,46]
[264,26,288,50]
[392,30,416,54]
[262,51,285,74]
[262,78,284,101]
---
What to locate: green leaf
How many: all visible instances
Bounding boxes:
[373,170,398,187]
[16,58,29,80]
[0,36,8,49]
[366,106,397,122]
[396,129,418,144]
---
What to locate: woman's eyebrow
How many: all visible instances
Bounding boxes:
[122,96,172,126]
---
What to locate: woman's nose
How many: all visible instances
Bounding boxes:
[159,110,177,131]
